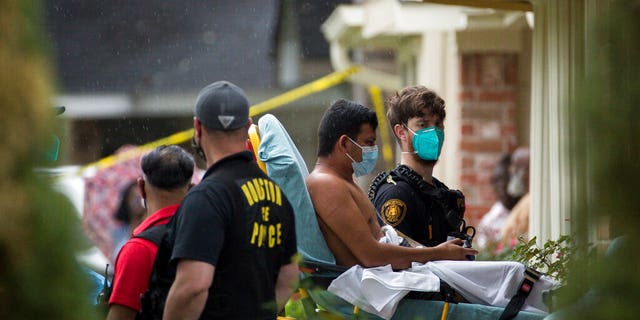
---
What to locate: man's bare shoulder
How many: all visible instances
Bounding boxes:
[306,167,348,192]
[306,167,356,220]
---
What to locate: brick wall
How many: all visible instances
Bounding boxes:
[458,53,519,226]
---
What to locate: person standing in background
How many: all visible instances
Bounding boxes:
[501,146,531,242]
[107,145,194,320]
[476,153,523,248]
[111,181,146,261]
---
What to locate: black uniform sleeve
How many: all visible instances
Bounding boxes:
[373,182,416,233]
[373,181,432,245]
[171,183,233,266]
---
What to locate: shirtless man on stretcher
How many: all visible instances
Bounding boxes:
[306,99,477,270]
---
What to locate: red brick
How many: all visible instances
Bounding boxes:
[506,139,518,152]
[460,54,478,87]
[479,54,505,87]
[459,90,475,101]
[474,54,485,86]
[476,183,494,198]
[461,156,475,169]
[460,140,503,152]
[461,123,474,136]
[504,54,519,85]
[464,205,490,226]
[477,174,492,187]
[501,124,516,136]
[506,107,516,120]
[461,106,503,120]
[461,53,482,86]
[457,53,521,228]
[461,173,478,185]
[478,155,500,171]
[478,90,516,102]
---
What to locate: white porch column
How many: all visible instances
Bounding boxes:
[529,0,607,243]
[416,30,461,188]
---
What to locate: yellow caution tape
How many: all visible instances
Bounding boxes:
[79,66,362,173]
[81,129,195,172]
[250,65,361,116]
[369,85,394,169]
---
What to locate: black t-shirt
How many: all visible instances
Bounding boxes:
[169,151,297,319]
[372,165,451,247]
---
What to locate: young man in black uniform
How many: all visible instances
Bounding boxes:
[369,86,468,247]
[162,81,298,319]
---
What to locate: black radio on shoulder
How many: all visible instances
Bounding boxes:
[441,189,466,231]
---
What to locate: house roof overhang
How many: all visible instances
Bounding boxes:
[321,1,529,90]
[419,0,532,12]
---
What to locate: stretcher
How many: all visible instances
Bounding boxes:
[250,114,556,320]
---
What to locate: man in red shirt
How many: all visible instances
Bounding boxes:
[107,145,195,320]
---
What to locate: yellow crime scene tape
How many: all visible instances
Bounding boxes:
[77,65,393,173]
[368,85,394,169]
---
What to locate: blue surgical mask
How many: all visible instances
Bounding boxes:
[404,125,444,161]
[507,168,527,197]
[345,137,378,177]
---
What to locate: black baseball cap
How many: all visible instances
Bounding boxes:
[194,81,250,131]
[54,106,65,115]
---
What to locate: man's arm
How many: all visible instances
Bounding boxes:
[275,262,299,311]
[107,241,155,319]
[163,260,214,320]
[106,304,137,320]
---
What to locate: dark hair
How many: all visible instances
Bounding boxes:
[114,181,138,223]
[317,99,378,157]
[141,145,195,190]
[386,86,446,130]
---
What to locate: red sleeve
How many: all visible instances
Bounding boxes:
[108,238,158,311]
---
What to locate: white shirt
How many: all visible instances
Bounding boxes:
[476,202,511,248]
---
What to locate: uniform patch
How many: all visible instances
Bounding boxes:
[381,199,407,226]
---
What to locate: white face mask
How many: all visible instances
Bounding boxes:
[507,169,527,197]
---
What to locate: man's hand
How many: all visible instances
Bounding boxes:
[275,262,299,311]
[434,238,478,260]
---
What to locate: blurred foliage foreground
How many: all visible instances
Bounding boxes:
[0,1,96,319]
[552,0,640,319]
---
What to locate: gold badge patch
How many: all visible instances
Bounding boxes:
[381,199,407,226]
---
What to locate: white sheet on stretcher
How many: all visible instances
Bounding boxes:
[328,260,559,320]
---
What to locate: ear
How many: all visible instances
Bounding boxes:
[246,117,253,127]
[393,124,408,142]
[336,134,351,153]
[193,117,202,140]
[137,177,146,199]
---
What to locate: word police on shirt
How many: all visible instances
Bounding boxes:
[241,177,284,248]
